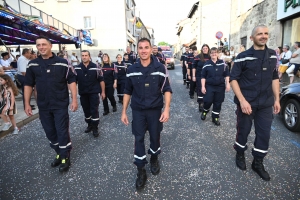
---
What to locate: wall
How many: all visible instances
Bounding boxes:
[229,0,281,53]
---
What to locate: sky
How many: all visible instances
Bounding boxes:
[134,0,198,45]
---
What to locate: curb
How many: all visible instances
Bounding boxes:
[0,113,39,139]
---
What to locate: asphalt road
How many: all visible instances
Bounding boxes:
[0,60,299,200]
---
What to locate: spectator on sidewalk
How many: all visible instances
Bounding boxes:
[24,36,78,173]
[0,74,19,134]
[1,50,17,82]
[71,52,79,67]
[285,42,300,84]
[278,45,292,82]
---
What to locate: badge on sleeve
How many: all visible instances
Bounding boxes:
[47,69,50,73]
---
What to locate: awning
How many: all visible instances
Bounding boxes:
[0,1,79,45]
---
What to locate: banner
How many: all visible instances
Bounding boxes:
[78,29,93,45]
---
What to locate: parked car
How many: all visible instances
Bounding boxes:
[162,51,175,69]
[280,83,300,132]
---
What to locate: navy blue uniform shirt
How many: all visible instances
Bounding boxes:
[102,63,117,88]
[187,52,194,69]
[230,45,278,107]
[180,52,188,68]
[153,53,165,65]
[124,55,172,110]
[193,54,210,77]
[75,61,104,95]
[125,51,137,65]
[114,61,127,84]
[201,59,229,87]
[24,53,76,110]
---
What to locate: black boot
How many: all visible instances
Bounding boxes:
[186,84,189,89]
[150,156,160,175]
[51,154,61,167]
[84,124,93,133]
[201,111,207,120]
[212,118,220,126]
[113,106,117,112]
[59,157,71,172]
[198,103,204,112]
[236,151,246,170]
[136,167,147,190]
[103,110,109,116]
[92,126,99,137]
[190,95,194,99]
[251,157,270,181]
[183,80,186,85]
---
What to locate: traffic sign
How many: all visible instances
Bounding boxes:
[215,31,223,39]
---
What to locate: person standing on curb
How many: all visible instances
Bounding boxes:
[121,38,172,190]
[230,25,280,181]
[75,50,105,137]
[24,36,78,173]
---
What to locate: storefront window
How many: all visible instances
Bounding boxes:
[283,16,300,51]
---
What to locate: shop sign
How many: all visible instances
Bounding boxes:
[277,0,300,20]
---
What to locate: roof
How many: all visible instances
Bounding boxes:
[0,0,78,45]
[187,2,199,18]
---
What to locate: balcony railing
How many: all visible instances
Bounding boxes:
[4,0,77,36]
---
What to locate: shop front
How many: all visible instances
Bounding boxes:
[277,0,300,50]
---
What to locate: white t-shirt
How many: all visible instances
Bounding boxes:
[17,55,30,75]
[281,51,292,65]
[0,57,13,67]
[71,55,78,66]
[290,48,300,64]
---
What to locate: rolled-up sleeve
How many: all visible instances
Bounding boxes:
[124,71,133,95]
[230,55,242,82]
[24,62,35,87]
[161,67,172,94]
[67,64,76,84]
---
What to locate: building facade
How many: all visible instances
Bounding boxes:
[175,18,191,58]
[21,0,152,61]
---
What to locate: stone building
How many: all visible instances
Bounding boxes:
[230,0,300,53]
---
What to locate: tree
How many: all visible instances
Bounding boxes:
[158,41,170,46]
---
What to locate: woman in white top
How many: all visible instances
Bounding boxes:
[278,45,292,82]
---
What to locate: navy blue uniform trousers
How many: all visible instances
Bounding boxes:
[80,93,100,126]
[103,86,116,112]
[196,76,204,103]
[203,85,225,118]
[132,109,163,168]
[234,105,273,158]
[182,67,187,82]
[117,83,125,101]
[39,108,71,158]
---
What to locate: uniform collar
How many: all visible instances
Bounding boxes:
[38,52,56,60]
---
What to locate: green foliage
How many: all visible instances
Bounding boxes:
[158,41,170,46]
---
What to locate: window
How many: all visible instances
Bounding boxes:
[241,37,247,49]
[84,16,93,29]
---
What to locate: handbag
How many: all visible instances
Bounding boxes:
[281,59,289,64]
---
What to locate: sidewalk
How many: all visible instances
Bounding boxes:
[0,94,39,138]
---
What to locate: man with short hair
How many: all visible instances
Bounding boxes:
[75,50,105,137]
[17,48,31,105]
[1,50,17,81]
[152,45,165,64]
[125,46,136,64]
[121,38,172,190]
[230,25,280,181]
[24,36,78,173]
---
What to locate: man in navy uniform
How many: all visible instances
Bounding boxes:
[24,36,78,172]
[75,50,105,137]
[230,25,280,181]
[152,45,165,65]
[121,38,172,190]
[180,46,189,86]
[185,47,194,89]
[125,46,137,65]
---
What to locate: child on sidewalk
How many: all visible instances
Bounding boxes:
[0,74,19,134]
